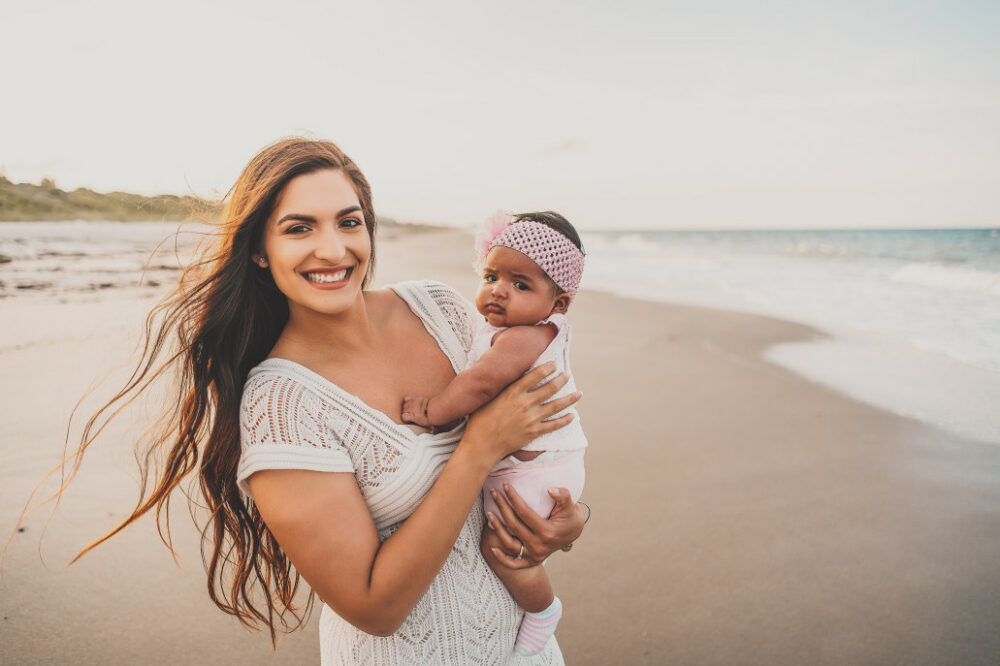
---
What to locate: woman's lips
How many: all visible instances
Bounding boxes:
[302,266,353,289]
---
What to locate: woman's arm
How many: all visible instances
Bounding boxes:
[249,363,579,636]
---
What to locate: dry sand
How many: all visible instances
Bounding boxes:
[2,226,999,664]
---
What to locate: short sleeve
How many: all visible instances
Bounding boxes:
[237,372,355,499]
[421,280,480,357]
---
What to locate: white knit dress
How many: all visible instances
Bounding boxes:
[237,280,564,665]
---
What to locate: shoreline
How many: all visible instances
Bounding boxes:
[2,226,999,664]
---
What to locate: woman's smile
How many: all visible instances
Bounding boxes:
[302,265,354,288]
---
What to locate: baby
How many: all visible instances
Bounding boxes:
[402,211,587,657]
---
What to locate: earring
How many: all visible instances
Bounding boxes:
[253,255,268,268]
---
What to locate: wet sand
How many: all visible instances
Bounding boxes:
[1,226,999,664]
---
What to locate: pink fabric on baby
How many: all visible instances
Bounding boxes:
[482,451,586,523]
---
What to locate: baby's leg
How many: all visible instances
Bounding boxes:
[481,526,554,612]
[481,526,563,656]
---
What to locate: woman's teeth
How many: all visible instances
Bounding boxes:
[305,269,348,283]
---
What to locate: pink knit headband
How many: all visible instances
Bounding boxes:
[474,211,585,299]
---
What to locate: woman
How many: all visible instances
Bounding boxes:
[72,138,586,664]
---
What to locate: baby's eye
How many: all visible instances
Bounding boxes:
[514,281,529,291]
[483,274,497,282]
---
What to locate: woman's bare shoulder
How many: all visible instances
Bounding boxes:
[364,286,412,322]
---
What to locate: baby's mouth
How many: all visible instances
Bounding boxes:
[484,303,504,314]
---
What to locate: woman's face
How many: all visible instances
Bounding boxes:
[260,169,371,318]
[475,246,568,327]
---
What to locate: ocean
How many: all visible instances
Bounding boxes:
[2,222,998,443]
[580,228,1000,444]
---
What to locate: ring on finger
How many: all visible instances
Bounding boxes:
[517,544,524,560]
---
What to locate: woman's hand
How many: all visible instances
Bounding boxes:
[486,484,587,568]
[463,362,581,463]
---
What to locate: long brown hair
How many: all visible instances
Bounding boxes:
[60,138,377,643]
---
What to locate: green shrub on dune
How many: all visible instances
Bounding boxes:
[0,176,216,221]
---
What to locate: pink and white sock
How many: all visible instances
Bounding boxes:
[514,596,562,657]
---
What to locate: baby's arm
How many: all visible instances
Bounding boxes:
[402,324,557,427]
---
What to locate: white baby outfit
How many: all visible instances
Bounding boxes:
[236,281,564,666]
[473,313,588,521]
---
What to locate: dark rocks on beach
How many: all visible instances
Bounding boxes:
[0,254,12,264]
[15,282,51,290]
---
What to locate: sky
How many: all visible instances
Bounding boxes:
[1,0,997,229]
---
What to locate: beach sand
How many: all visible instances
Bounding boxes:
[2,226,999,664]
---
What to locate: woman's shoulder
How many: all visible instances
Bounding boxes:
[387,280,480,352]
[388,279,468,306]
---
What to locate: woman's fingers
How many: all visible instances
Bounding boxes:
[489,488,536,552]
[540,390,581,417]
[485,511,522,553]
[490,546,537,570]
[489,488,526,537]
[498,482,548,536]
[512,362,558,391]
[490,485,552,562]
[547,487,577,518]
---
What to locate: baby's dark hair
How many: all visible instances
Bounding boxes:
[511,211,584,254]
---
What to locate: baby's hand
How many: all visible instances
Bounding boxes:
[401,395,431,426]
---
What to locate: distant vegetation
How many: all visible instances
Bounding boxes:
[0,176,218,221]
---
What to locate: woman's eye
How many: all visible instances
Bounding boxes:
[514,281,529,291]
[287,224,311,234]
[340,217,363,228]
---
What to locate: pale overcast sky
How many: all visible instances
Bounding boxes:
[1,0,997,229]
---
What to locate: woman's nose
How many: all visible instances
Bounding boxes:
[314,227,346,262]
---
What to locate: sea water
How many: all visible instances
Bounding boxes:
[580,228,1000,444]
[3,222,998,444]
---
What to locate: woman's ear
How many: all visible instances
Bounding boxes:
[252,254,269,268]
[550,293,570,314]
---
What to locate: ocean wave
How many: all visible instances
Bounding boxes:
[582,232,661,254]
[889,262,1000,296]
[782,242,855,258]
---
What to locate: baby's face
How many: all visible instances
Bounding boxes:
[475,246,565,327]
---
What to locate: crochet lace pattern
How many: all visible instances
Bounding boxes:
[238,280,564,665]
[488,220,585,299]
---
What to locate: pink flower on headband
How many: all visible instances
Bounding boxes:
[474,210,512,267]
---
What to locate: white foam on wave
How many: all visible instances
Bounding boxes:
[782,242,855,258]
[889,262,1000,296]
[767,329,1000,444]
[582,228,1000,444]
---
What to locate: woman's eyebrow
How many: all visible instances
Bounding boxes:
[276,206,362,225]
[276,213,316,225]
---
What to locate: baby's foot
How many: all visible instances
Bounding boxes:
[401,395,430,426]
[514,597,562,657]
